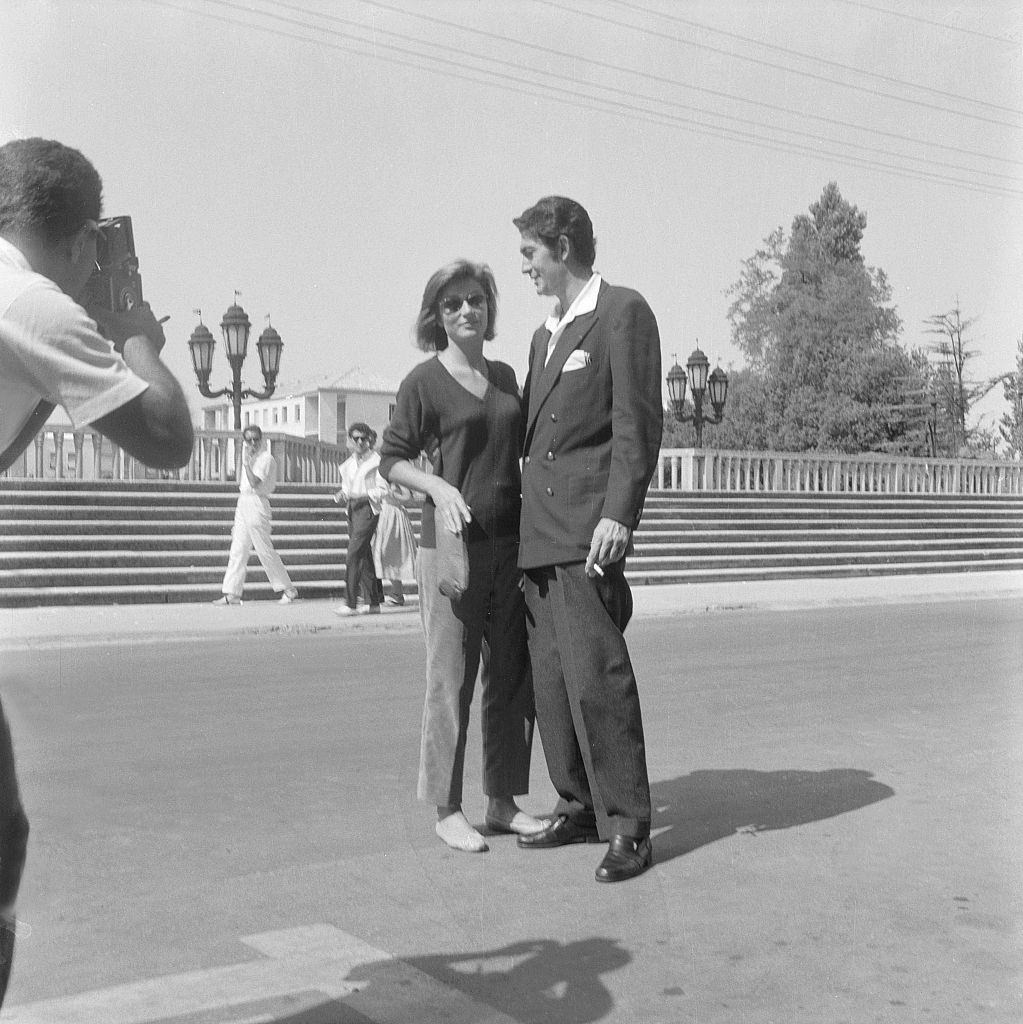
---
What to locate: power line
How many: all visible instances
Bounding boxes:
[146,0,1023,198]
[342,0,1023,172]
[539,0,1023,130]
[830,0,1021,47]
[610,0,1023,116]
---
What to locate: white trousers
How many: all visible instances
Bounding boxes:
[221,494,294,597]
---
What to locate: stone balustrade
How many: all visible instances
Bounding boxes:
[5,429,1023,495]
[0,426,349,485]
[654,447,1023,494]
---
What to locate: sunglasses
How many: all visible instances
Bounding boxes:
[439,293,487,316]
[350,435,371,444]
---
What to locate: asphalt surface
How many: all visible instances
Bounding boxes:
[0,572,1020,1023]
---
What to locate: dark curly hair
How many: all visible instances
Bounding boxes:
[0,138,103,246]
[513,196,596,268]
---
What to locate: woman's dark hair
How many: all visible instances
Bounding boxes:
[414,259,499,352]
[512,196,596,268]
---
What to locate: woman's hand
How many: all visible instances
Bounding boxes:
[429,478,472,534]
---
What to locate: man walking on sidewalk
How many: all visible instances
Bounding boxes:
[214,424,299,605]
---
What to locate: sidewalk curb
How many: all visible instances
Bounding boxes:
[2,572,1021,651]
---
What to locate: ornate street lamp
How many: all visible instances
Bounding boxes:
[666,344,729,448]
[187,294,283,430]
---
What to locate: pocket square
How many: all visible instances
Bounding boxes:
[562,350,592,372]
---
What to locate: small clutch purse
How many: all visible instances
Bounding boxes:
[436,526,469,599]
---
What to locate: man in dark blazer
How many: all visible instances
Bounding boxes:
[513,196,663,883]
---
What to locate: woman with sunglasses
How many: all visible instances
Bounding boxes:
[379,259,544,853]
[334,423,385,615]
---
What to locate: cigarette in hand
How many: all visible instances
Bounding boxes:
[592,563,604,577]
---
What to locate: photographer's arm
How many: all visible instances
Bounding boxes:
[88,304,194,469]
[91,335,194,469]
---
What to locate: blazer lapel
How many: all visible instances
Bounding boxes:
[526,310,599,434]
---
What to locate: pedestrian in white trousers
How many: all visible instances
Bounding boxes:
[214,425,299,605]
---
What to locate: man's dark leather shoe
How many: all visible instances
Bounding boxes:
[516,813,600,848]
[595,834,652,882]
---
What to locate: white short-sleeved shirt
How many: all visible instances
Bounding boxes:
[340,451,383,511]
[0,236,148,456]
[240,447,277,497]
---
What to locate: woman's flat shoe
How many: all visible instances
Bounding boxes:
[435,816,488,853]
[484,811,547,836]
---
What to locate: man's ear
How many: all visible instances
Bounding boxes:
[557,233,572,263]
[68,224,90,264]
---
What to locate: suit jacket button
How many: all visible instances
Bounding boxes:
[524,456,530,464]
[546,451,555,461]
[550,413,557,421]
[546,486,554,495]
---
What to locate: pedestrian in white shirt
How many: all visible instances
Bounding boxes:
[334,422,384,615]
[214,424,299,605]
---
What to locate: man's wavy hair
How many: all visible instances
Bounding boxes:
[513,196,596,268]
[414,259,499,352]
[0,138,103,246]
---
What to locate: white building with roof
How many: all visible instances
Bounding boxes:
[199,366,399,444]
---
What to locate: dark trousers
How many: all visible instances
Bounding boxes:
[345,499,383,609]
[523,559,650,840]
[0,699,29,1005]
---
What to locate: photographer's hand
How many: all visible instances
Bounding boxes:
[89,301,167,356]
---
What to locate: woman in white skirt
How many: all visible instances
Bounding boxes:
[372,482,418,606]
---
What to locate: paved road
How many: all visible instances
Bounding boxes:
[0,597,1020,1022]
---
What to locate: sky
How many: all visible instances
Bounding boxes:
[2,0,1021,434]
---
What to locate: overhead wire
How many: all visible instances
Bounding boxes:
[351,0,1022,170]
[607,0,1023,116]
[144,0,1023,198]
[829,0,1021,47]
[538,0,1023,130]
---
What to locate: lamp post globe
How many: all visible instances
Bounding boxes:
[187,322,215,390]
[220,302,251,364]
[666,357,688,417]
[256,322,283,385]
[686,347,710,394]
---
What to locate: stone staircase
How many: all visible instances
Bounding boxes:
[1,480,1022,607]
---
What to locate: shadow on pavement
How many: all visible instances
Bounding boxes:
[234,936,630,1024]
[650,767,894,864]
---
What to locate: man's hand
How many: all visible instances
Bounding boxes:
[88,301,167,355]
[585,517,631,577]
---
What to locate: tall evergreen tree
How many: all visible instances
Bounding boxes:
[726,183,927,453]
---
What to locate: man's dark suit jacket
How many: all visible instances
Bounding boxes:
[519,279,663,570]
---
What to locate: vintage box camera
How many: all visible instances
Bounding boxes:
[83,215,144,312]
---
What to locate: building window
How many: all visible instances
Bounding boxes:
[295,404,301,422]
[244,411,250,426]
[281,406,288,424]
[389,402,397,420]
[273,408,279,425]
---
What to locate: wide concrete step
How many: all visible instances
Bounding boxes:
[5,535,1023,570]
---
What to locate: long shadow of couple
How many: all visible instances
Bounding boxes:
[256,767,892,1024]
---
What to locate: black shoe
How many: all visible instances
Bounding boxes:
[595,834,653,883]
[516,813,600,849]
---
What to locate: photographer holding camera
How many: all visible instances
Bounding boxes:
[0,137,194,1003]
